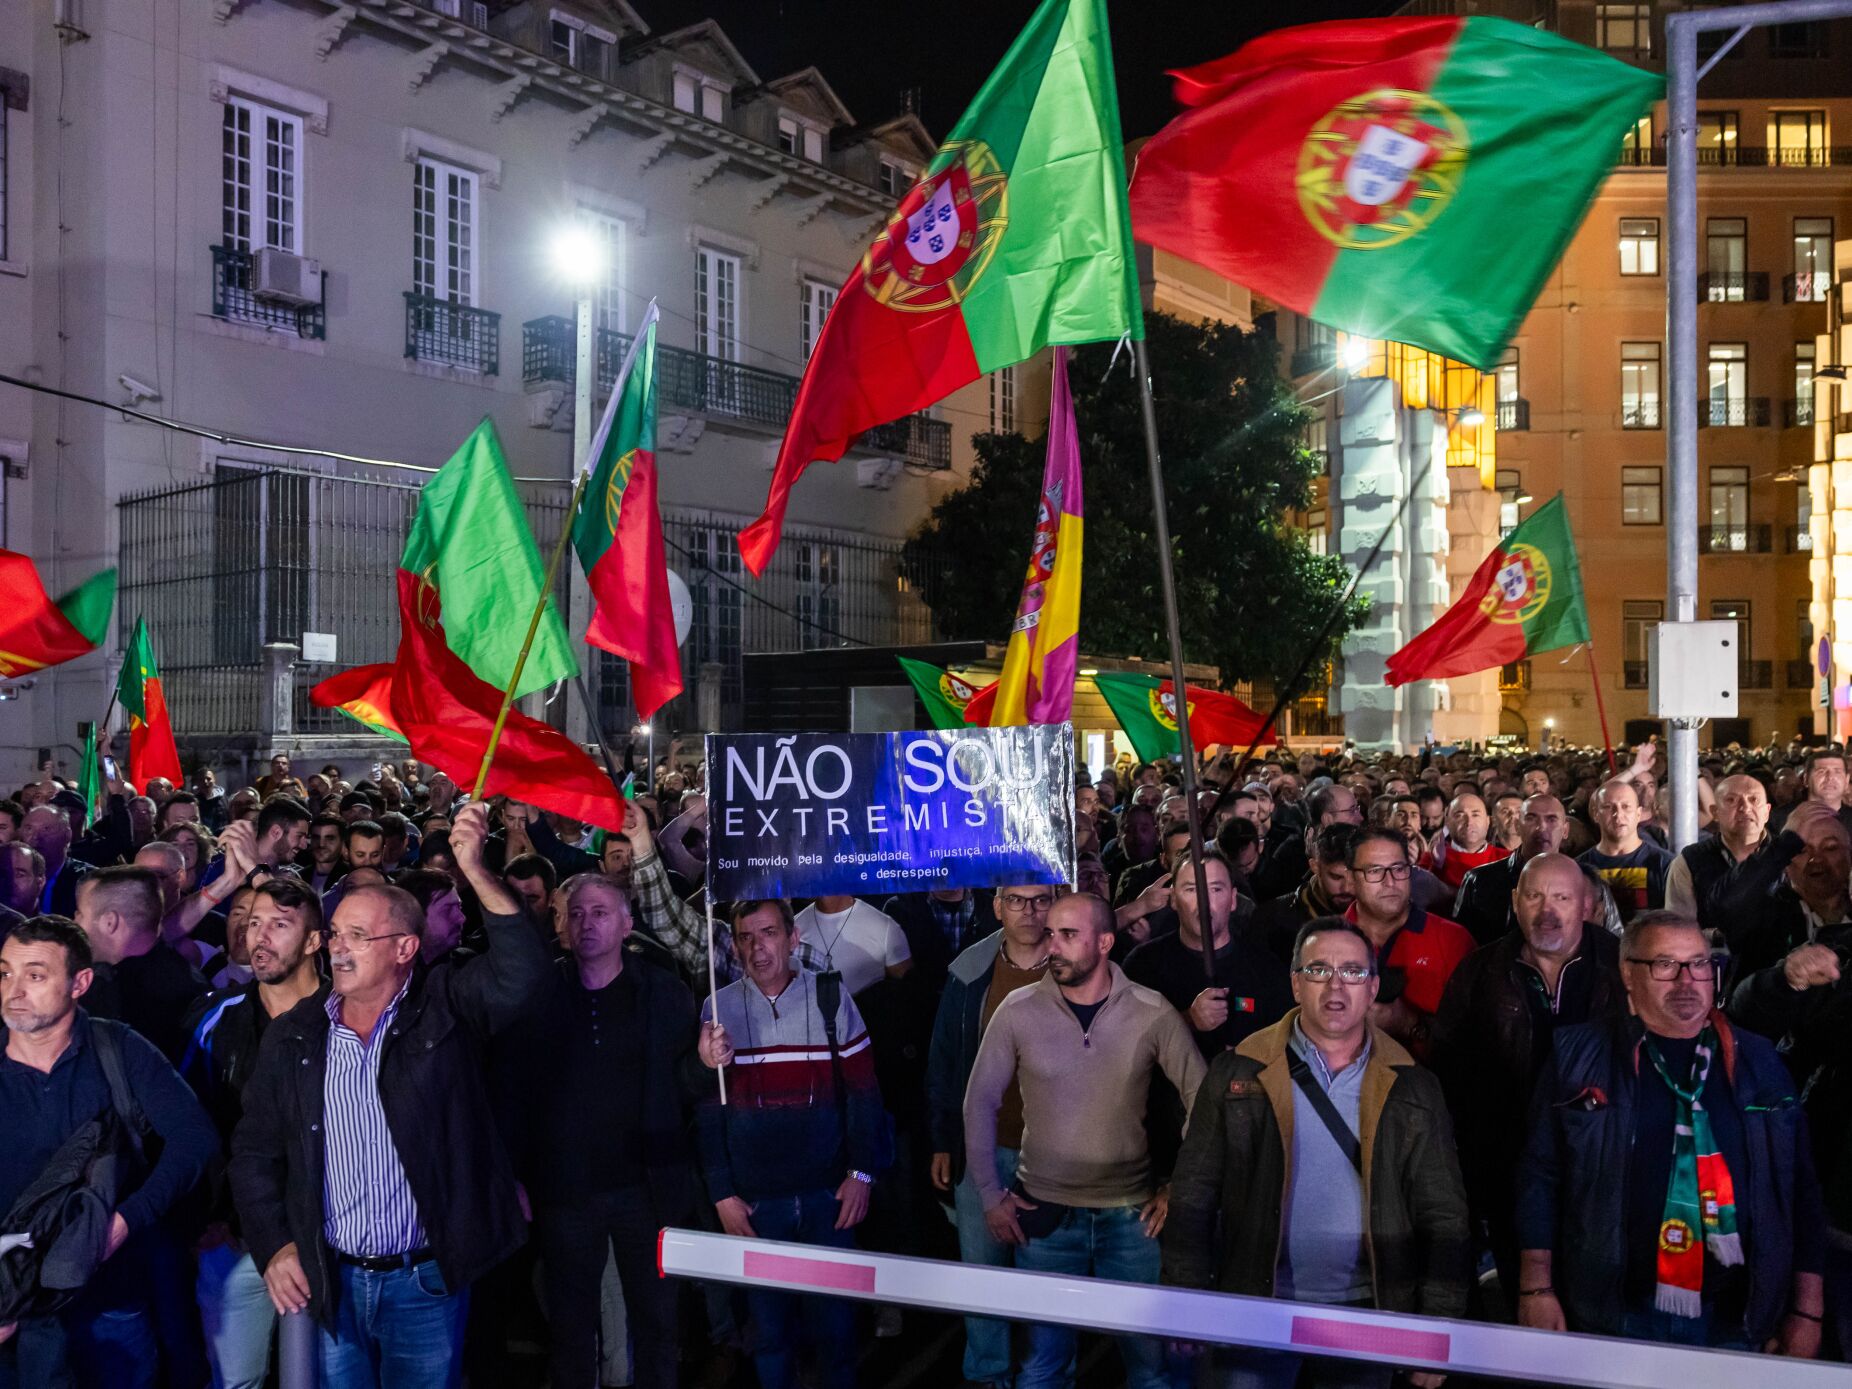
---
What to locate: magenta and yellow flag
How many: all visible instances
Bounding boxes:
[982,348,1084,726]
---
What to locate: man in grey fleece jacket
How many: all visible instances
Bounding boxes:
[964,893,1205,1389]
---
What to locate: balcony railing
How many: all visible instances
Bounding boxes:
[1617,145,1852,168]
[1624,659,1650,689]
[1698,523,1772,553]
[1496,398,1530,431]
[1785,524,1814,553]
[404,293,500,374]
[1784,272,1831,304]
[1698,397,1770,427]
[521,316,951,469]
[1497,660,1530,692]
[1788,658,1819,689]
[1699,271,1770,303]
[210,245,326,340]
[1784,397,1816,428]
[1290,342,1337,377]
[1622,401,1662,429]
[1740,659,1773,691]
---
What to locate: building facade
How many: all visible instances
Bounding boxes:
[0,0,1025,778]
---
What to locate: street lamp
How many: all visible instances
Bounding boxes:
[1457,405,1486,428]
[634,721,654,790]
[1341,336,1370,372]
[550,224,606,478]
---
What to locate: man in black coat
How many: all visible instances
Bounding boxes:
[229,802,550,1384]
[1451,793,1569,945]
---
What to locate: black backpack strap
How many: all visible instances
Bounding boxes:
[90,1020,149,1166]
[1286,1049,1362,1175]
[811,970,852,1137]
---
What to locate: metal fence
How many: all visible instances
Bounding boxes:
[117,467,946,741]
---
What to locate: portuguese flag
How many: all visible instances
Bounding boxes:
[1386,492,1589,685]
[0,551,116,679]
[1091,672,1271,763]
[311,661,406,743]
[1129,17,1661,371]
[117,617,183,786]
[573,303,683,720]
[738,0,1141,575]
[897,656,983,731]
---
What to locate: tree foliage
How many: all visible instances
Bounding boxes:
[903,312,1366,692]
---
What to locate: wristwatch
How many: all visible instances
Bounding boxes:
[848,1170,874,1186]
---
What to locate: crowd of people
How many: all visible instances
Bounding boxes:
[2,735,1852,1389]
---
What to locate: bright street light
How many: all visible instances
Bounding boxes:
[1341,337,1370,371]
[1458,405,1486,427]
[550,224,604,286]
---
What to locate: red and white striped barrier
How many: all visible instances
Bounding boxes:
[657,1228,1846,1389]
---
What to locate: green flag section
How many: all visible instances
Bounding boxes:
[77,722,102,826]
[896,656,984,731]
[0,550,116,678]
[311,660,408,744]
[1385,492,1590,685]
[739,0,1140,574]
[403,418,576,699]
[1129,17,1661,371]
[117,617,183,785]
[1090,673,1272,763]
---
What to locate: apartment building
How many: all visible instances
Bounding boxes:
[0,0,1013,773]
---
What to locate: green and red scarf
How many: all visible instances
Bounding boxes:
[1644,1025,1743,1318]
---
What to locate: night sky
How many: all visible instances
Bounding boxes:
[644,1,1406,140]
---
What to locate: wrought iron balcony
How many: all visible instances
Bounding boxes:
[1622,401,1662,429]
[521,316,951,469]
[1788,658,1819,690]
[1618,145,1852,168]
[1623,660,1650,689]
[1784,397,1815,428]
[1698,524,1772,554]
[1784,272,1831,304]
[1698,397,1770,427]
[1740,659,1773,691]
[404,293,500,375]
[1496,398,1530,431]
[1785,524,1814,554]
[1290,342,1337,377]
[1699,271,1769,303]
[210,245,325,340]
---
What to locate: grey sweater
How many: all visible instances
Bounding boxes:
[963,963,1205,1210]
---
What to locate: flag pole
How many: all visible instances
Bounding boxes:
[471,472,591,800]
[1131,338,1219,985]
[570,672,629,792]
[1584,642,1618,774]
[702,733,726,1105]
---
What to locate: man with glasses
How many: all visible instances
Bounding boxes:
[1517,911,1825,1354]
[1163,917,1468,1389]
[926,882,1057,1389]
[230,801,552,1389]
[1344,829,1475,1055]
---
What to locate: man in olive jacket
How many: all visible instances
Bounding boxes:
[1163,917,1469,1389]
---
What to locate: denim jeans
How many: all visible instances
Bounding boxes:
[1012,1202,1182,1389]
[1617,1306,1751,1351]
[197,1243,276,1389]
[953,1146,1021,1386]
[319,1257,471,1389]
[742,1190,858,1389]
[536,1187,678,1389]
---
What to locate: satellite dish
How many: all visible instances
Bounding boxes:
[668,568,694,648]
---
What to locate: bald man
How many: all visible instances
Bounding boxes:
[1665,774,1769,925]
[1576,779,1674,923]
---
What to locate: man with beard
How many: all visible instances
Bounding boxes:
[1250,823,1359,965]
[182,880,327,1389]
[1517,913,1825,1354]
[1432,854,1626,1299]
[1102,805,1161,901]
[1453,794,1570,945]
[302,815,346,895]
[1254,784,1365,904]
[1667,774,1770,927]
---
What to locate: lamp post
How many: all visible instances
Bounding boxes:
[550,224,604,747]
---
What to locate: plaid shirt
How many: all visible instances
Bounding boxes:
[633,851,737,982]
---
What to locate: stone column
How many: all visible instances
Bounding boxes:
[259,643,300,743]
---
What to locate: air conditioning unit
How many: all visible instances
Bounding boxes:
[252,248,322,307]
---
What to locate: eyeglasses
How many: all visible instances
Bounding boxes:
[1354,862,1413,884]
[1624,956,1718,982]
[327,929,411,952]
[999,893,1055,914]
[1294,963,1375,984]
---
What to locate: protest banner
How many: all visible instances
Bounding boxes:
[706,725,1076,901]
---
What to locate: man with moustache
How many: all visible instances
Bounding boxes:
[1666,774,1770,927]
[229,802,551,1387]
[1452,794,1570,945]
[182,880,327,1389]
[1431,854,1626,1299]
[1517,912,1826,1353]
[1163,918,1468,1389]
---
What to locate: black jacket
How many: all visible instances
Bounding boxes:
[229,907,550,1325]
[1450,855,1522,946]
[881,890,998,994]
[1711,829,1846,981]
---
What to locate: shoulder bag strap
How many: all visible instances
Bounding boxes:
[1285,1049,1362,1175]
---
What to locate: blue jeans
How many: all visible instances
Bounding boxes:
[1617,1306,1751,1351]
[1013,1202,1182,1389]
[954,1146,1021,1386]
[197,1244,276,1389]
[319,1257,470,1389]
[743,1190,858,1389]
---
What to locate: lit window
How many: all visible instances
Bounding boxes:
[1793,217,1832,301]
[1596,4,1652,56]
[1622,599,1662,687]
[1705,218,1746,300]
[1707,467,1750,549]
[1622,468,1662,526]
[1795,342,1816,426]
[1619,218,1659,275]
[1770,110,1828,167]
[1705,342,1746,424]
[1620,113,1653,165]
[1696,112,1739,165]
[1621,342,1661,429]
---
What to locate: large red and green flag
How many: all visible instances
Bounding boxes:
[1386,492,1589,685]
[117,617,183,786]
[310,661,406,743]
[573,303,683,720]
[896,656,983,731]
[738,0,1142,575]
[1128,17,1661,371]
[1090,672,1272,763]
[0,550,116,679]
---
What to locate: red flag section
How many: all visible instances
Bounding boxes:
[1157,681,1272,750]
[1384,543,1529,685]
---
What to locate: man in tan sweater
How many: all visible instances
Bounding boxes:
[964,892,1205,1389]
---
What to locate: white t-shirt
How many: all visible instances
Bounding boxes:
[794,899,911,997]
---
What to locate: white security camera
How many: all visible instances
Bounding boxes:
[118,374,161,407]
